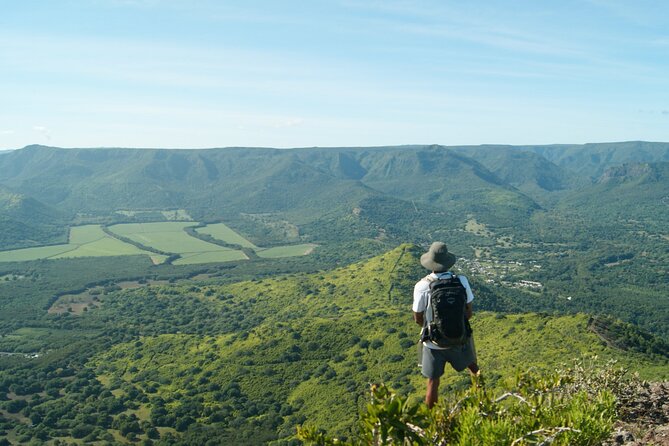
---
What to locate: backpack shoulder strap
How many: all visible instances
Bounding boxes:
[427,273,459,284]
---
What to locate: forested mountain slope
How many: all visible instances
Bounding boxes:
[1,142,667,234]
[0,145,538,223]
[450,145,583,204]
[518,141,669,178]
[0,146,379,222]
[0,185,67,249]
[559,161,669,225]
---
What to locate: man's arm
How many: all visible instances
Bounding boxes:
[413,311,424,326]
[465,303,473,320]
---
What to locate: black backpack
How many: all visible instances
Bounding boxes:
[426,275,470,347]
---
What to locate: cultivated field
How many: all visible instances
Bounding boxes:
[0,244,75,262]
[109,222,218,253]
[196,223,258,248]
[173,250,248,265]
[0,225,151,262]
[256,244,317,258]
[54,225,150,259]
[108,222,248,265]
[0,219,316,265]
[196,223,317,259]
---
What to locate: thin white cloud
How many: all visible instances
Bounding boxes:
[0,130,14,135]
[33,126,52,141]
[272,118,304,129]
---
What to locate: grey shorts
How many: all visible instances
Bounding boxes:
[421,337,477,378]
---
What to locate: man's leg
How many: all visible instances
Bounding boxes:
[467,336,479,375]
[426,377,440,408]
[421,347,446,408]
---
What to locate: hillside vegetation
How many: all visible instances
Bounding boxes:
[0,246,666,444]
[1,144,667,340]
[0,142,668,444]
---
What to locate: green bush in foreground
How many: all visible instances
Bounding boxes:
[298,361,621,445]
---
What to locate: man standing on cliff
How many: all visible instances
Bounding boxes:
[412,242,480,408]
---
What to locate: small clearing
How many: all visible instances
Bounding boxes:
[48,290,102,315]
[465,218,493,237]
[117,279,169,289]
[161,209,193,221]
[0,274,25,283]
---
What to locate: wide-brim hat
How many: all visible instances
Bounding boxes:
[420,242,456,272]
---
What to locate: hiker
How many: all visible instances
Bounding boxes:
[412,242,480,408]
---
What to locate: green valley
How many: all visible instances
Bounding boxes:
[0,142,667,444]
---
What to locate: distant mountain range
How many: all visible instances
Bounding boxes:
[1,141,667,251]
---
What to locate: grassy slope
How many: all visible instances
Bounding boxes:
[89,245,669,437]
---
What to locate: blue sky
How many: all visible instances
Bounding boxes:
[1,0,668,149]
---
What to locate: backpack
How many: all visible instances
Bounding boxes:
[426,275,469,347]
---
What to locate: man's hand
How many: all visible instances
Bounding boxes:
[413,311,424,326]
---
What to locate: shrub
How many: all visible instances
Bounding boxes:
[399,338,414,349]
[298,363,619,445]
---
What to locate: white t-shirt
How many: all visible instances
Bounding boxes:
[412,272,474,350]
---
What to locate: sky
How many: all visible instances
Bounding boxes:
[1,0,669,149]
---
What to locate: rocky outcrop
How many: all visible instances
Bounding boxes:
[603,382,669,445]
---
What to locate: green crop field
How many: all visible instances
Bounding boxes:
[256,243,317,258]
[0,244,75,262]
[0,225,151,262]
[108,222,217,253]
[196,222,258,248]
[173,250,248,265]
[0,221,317,264]
[52,237,146,259]
[197,222,319,259]
[108,222,248,264]
[71,224,109,244]
[53,225,149,259]
[107,222,189,237]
